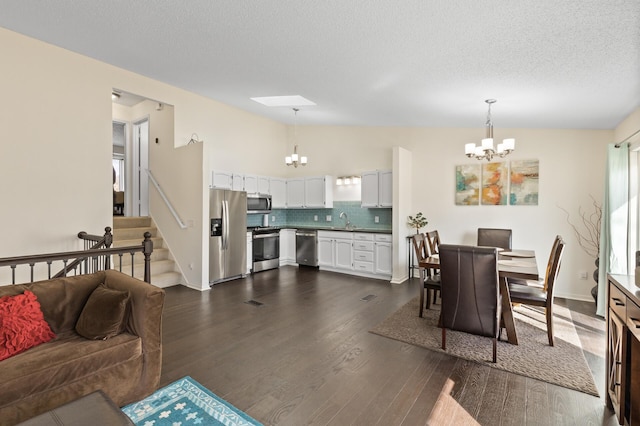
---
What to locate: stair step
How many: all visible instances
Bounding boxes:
[112,236,164,249]
[149,271,183,288]
[113,259,176,279]
[114,247,169,266]
[113,216,152,229]
[113,226,156,241]
[111,216,183,289]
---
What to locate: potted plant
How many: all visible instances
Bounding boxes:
[407,212,429,234]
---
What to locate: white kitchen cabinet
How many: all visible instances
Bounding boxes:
[211,170,233,189]
[317,231,353,272]
[378,170,393,207]
[244,175,258,193]
[231,173,244,191]
[374,234,393,276]
[318,230,391,280]
[335,239,354,270]
[360,171,379,208]
[257,176,270,194]
[361,170,392,208]
[317,237,334,267]
[246,232,253,274]
[305,176,333,208]
[286,176,333,208]
[353,233,375,274]
[270,178,287,208]
[279,229,297,266]
[286,178,305,208]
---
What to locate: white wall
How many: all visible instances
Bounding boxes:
[0,26,623,300]
[292,125,612,300]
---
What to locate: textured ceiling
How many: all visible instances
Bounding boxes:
[1,1,638,129]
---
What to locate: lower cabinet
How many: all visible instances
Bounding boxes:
[280,229,297,266]
[607,274,640,425]
[246,232,252,274]
[318,231,391,280]
[318,231,353,273]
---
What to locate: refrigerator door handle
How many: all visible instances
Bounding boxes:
[223,200,229,250]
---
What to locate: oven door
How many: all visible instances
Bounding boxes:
[252,232,280,272]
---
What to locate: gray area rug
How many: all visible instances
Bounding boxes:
[370,297,599,396]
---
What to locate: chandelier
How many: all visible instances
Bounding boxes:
[285,108,307,167]
[465,99,515,161]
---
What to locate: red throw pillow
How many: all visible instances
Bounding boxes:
[0,290,56,361]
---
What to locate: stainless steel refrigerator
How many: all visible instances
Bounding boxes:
[209,189,247,285]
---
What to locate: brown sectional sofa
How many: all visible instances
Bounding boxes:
[0,270,165,425]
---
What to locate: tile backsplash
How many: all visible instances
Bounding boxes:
[247,201,391,230]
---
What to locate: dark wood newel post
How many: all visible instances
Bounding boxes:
[104,227,113,269]
[142,232,153,283]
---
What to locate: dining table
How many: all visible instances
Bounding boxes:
[419,248,539,345]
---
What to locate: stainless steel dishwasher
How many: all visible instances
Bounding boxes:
[296,230,318,267]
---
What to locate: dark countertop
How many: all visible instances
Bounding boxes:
[281,225,392,234]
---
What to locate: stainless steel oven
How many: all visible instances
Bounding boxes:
[252,227,280,272]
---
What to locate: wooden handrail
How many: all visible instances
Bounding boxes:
[0,231,153,284]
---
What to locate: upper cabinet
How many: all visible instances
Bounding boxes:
[213,171,334,209]
[286,176,333,208]
[243,175,258,193]
[270,178,287,208]
[231,173,245,191]
[305,176,333,208]
[286,178,305,208]
[361,170,392,208]
[257,176,270,194]
[211,170,233,189]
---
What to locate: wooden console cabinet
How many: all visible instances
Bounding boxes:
[607,274,640,425]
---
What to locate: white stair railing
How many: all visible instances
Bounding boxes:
[146,169,188,229]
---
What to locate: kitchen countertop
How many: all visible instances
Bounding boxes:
[282,225,392,234]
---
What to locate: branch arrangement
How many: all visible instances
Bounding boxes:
[558,196,601,258]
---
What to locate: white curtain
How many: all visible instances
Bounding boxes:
[597,143,630,317]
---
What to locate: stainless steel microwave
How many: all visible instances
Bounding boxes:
[247,194,272,213]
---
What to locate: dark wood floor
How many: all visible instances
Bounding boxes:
[160,266,617,425]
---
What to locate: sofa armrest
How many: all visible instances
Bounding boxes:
[102,270,165,394]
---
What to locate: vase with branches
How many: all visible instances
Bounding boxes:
[558,196,602,302]
[407,212,428,234]
[558,196,601,258]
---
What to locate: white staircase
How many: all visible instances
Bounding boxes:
[111,216,182,288]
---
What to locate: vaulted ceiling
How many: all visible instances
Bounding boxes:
[1,1,638,129]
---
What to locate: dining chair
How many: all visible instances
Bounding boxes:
[411,233,441,317]
[508,235,561,290]
[508,237,566,346]
[439,244,501,363]
[425,230,441,256]
[477,228,513,250]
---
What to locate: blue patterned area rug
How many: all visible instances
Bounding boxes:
[122,376,263,426]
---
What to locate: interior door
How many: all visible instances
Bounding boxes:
[133,118,149,216]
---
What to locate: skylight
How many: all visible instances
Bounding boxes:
[250,95,316,107]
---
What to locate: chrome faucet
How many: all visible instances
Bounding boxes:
[339,212,354,230]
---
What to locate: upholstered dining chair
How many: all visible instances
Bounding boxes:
[439,244,501,363]
[477,228,513,250]
[411,233,441,317]
[508,237,566,346]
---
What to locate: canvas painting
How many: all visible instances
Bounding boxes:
[510,159,539,205]
[455,164,480,205]
[481,162,508,205]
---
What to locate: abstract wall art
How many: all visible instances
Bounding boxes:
[481,162,508,205]
[455,164,480,205]
[510,159,539,205]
